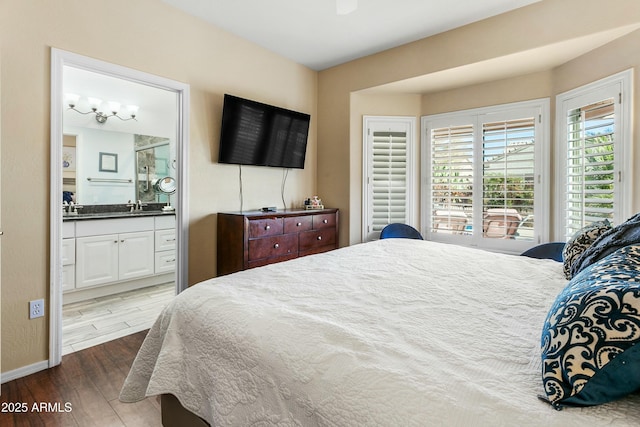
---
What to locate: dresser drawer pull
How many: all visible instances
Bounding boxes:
[265,225,271,230]
[317,236,322,241]
[323,219,328,224]
[297,222,302,226]
[274,243,279,249]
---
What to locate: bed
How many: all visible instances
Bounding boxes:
[119,238,640,426]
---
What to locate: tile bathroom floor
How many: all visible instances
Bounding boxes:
[62,282,175,355]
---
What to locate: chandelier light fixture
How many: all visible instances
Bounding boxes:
[65,93,139,123]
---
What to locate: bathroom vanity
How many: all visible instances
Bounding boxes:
[62,209,175,303]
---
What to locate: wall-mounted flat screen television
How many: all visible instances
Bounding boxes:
[218,94,310,169]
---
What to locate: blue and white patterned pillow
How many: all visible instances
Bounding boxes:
[562,220,611,279]
[541,244,640,408]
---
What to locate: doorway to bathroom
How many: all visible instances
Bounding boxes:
[50,48,190,364]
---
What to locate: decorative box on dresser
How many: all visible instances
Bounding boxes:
[217,208,339,276]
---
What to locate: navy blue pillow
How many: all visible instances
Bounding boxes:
[541,244,640,408]
[570,213,640,278]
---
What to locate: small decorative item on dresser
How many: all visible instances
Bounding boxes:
[305,195,324,210]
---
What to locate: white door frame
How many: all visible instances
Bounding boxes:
[49,48,190,366]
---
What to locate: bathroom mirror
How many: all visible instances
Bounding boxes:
[62,64,178,206]
[63,129,176,205]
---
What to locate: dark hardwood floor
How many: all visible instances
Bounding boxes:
[0,330,161,426]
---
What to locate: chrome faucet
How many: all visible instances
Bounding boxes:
[65,201,83,215]
[127,200,148,211]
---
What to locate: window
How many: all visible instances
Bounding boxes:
[363,116,416,241]
[422,99,549,253]
[556,70,632,239]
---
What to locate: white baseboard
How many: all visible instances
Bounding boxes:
[1,360,49,384]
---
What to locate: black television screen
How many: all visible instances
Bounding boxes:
[218,94,310,169]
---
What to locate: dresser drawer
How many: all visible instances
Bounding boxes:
[284,215,313,233]
[248,253,298,270]
[249,218,284,238]
[248,233,298,261]
[299,228,336,252]
[312,214,336,230]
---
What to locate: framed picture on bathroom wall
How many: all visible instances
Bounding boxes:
[99,152,118,173]
[63,145,76,171]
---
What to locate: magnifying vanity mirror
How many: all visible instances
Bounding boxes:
[154,176,177,211]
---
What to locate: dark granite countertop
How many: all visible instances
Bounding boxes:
[62,203,175,221]
[63,210,175,221]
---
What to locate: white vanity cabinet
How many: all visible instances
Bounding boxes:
[63,215,174,302]
[62,216,168,302]
[75,231,154,288]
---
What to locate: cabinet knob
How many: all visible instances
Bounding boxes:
[323,219,328,224]
[114,240,118,243]
[274,243,279,249]
[265,225,271,230]
[317,236,322,241]
[297,222,302,227]
[121,239,125,243]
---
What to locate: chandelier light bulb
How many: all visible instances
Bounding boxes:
[65,93,80,108]
[87,97,103,111]
[127,105,140,118]
[108,101,121,114]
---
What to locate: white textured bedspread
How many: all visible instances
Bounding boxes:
[120,239,640,426]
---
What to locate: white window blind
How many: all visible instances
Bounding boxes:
[557,70,632,241]
[482,118,535,241]
[372,130,407,230]
[430,125,473,234]
[423,99,549,252]
[363,117,415,241]
[564,99,616,237]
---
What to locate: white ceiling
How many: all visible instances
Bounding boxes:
[161,0,542,71]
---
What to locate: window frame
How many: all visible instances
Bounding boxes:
[555,70,633,240]
[421,99,550,253]
[362,116,416,241]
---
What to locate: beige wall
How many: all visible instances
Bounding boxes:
[0,0,317,373]
[318,0,640,245]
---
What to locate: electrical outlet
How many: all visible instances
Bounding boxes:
[30,299,45,319]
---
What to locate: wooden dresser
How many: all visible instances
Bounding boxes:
[217,208,339,276]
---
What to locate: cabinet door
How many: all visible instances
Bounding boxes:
[119,231,155,281]
[76,234,119,288]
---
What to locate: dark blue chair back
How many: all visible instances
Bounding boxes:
[520,242,564,262]
[379,223,423,240]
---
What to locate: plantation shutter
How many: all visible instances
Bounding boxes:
[363,117,415,241]
[482,118,535,241]
[372,130,407,229]
[424,99,548,251]
[565,98,615,237]
[430,124,474,234]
